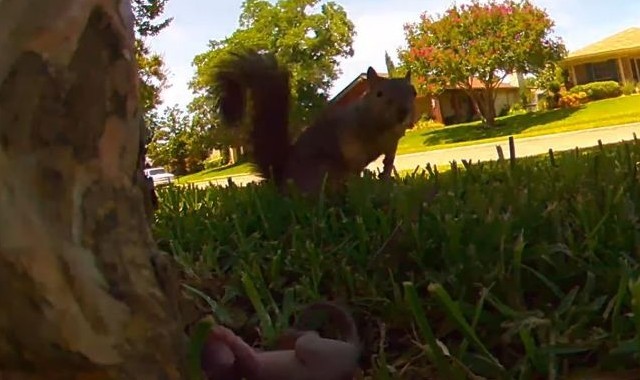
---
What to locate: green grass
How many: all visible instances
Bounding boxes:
[155,140,640,379]
[398,94,640,155]
[177,161,254,183]
[181,95,640,182]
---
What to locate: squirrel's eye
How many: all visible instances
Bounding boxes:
[376,91,383,97]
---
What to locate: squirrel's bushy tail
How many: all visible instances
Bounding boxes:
[213,49,291,184]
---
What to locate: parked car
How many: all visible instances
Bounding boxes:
[144,167,175,186]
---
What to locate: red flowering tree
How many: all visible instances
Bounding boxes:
[400,0,566,127]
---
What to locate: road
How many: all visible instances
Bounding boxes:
[192,122,640,188]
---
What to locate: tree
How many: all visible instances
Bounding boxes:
[132,0,173,115]
[187,95,237,162]
[147,105,191,174]
[384,51,397,77]
[401,0,566,127]
[0,1,185,378]
[535,62,569,109]
[147,104,219,174]
[190,0,356,135]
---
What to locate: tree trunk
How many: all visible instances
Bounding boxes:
[483,87,497,127]
[470,87,497,127]
[0,1,186,379]
[229,146,238,164]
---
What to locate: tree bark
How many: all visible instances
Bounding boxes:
[467,87,497,127]
[0,1,186,379]
[482,86,497,127]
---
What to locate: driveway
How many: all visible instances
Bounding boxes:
[192,122,640,188]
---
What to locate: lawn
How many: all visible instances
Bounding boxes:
[176,161,254,183]
[398,93,640,155]
[156,140,640,379]
[180,94,640,182]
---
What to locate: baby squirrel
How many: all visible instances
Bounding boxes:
[213,49,417,194]
[200,301,361,380]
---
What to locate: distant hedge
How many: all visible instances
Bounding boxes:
[570,80,621,100]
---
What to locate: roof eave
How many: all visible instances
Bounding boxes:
[562,46,640,66]
[328,73,366,104]
[328,72,391,104]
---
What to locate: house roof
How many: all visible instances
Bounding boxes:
[329,72,517,104]
[564,27,640,63]
[464,77,517,89]
[329,72,391,104]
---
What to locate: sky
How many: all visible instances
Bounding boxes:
[148,0,640,111]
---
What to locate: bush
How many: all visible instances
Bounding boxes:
[156,141,640,379]
[569,80,621,100]
[558,90,587,108]
[537,95,553,111]
[621,81,638,96]
[185,157,205,174]
[411,116,444,131]
[498,103,510,117]
[507,102,527,116]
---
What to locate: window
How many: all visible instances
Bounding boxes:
[587,59,619,82]
[147,168,166,176]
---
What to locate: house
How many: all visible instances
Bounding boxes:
[431,78,521,125]
[560,27,640,86]
[329,72,521,126]
[327,72,434,122]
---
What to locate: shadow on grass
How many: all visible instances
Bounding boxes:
[422,107,581,146]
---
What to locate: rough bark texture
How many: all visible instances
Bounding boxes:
[0,0,186,378]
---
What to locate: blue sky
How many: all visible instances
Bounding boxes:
[148,0,640,110]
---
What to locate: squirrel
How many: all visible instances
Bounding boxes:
[213,49,417,194]
[272,301,360,352]
[200,301,361,380]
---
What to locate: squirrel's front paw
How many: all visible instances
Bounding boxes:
[379,171,392,180]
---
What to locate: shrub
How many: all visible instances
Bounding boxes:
[537,95,558,111]
[621,81,638,96]
[411,117,444,131]
[185,157,205,174]
[499,103,510,117]
[569,80,621,100]
[507,102,527,116]
[558,90,587,108]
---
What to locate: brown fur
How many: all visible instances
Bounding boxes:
[200,301,360,380]
[214,49,416,194]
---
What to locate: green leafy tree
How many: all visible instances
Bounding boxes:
[132,0,173,115]
[147,102,220,174]
[190,0,356,135]
[147,105,189,174]
[188,94,243,164]
[535,62,569,108]
[185,96,224,169]
[384,51,397,77]
[401,0,566,127]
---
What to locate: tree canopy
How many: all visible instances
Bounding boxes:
[145,105,217,175]
[385,51,397,77]
[400,0,566,126]
[132,0,173,115]
[190,0,356,134]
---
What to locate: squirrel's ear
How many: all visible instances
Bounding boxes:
[366,67,382,88]
[366,67,379,81]
[405,69,412,82]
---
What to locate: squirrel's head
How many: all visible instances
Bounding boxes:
[363,67,417,129]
